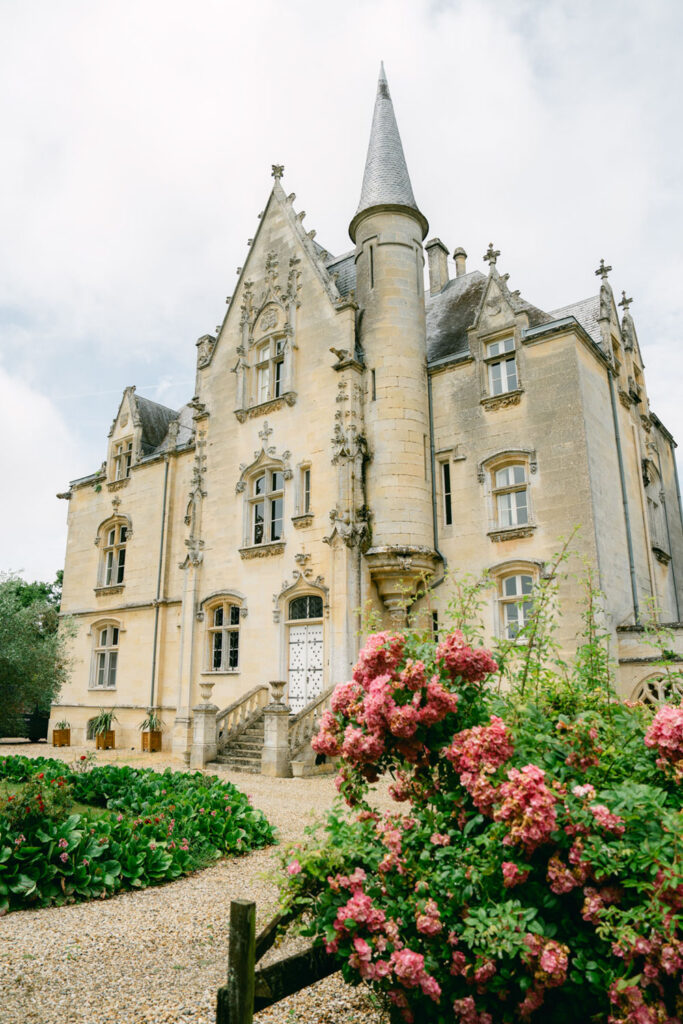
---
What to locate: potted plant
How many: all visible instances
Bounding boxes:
[52,719,71,747]
[138,710,163,752]
[91,708,117,749]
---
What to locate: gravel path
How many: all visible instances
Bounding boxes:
[0,742,389,1024]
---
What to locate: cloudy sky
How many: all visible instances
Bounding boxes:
[2,0,682,582]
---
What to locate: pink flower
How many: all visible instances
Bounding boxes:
[287,859,302,875]
[495,764,557,853]
[58,838,68,849]
[644,705,683,763]
[588,803,625,835]
[502,861,529,888]
[59,852,68,863]
[312,710,342,757]
[353,632,405,689]
[435,632,498,683]
[430,832,450,846]
[330,680,364,716]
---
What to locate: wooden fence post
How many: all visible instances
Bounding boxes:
[216,899,256,1024]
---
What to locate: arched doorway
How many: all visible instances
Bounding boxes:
[286,594,324,713]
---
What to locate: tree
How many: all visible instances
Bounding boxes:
[0,572,70,737]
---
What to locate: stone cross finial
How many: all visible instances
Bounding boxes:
[595,258,612,280]
[618,290,633,312]
[259,421,273,443]
[271,164,284,180]
[483,242,500,267]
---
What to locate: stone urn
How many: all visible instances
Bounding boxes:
[269,679,287,705]
[198,681,215,703]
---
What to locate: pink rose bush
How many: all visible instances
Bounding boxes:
[282,628,683,1023]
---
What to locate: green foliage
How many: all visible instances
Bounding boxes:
[90,708,118,735]
[0,572,71,735]
[138,710,163,732]
[278,603,682,1023]
[0,756,276,913]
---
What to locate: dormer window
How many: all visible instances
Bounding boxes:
[255,338,284,405]
[485,337,517,395]
[113,440,133,480]
[251,470,284,545]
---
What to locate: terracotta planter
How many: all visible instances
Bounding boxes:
[95,730,115,750]
[52,728,71,747]
[141,730,162,752]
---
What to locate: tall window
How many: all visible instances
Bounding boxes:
[289,594,323,620]
[92,624,119,689]
[442,461,453,526]
[493,464,528,528]
[486,337,517,395]
[113,440,133,480]
[250,470,284,545]
[208,601,241,671]
[499,573,534,639]
[102,523,127,586]
[255,338,284,404]
[303,471,311,520]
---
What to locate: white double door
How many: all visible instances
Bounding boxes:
[288,624,323,713]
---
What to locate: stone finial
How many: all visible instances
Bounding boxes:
[271,164,284,180]
[595,258,612,280]
[618,290,633,312]
[483,243,500,267]
[259,420,273,443]
[453,246,467,278]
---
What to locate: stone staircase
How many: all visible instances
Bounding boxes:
[215,711,265,773]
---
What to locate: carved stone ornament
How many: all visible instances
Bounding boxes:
[487,526,536,543]
[107,478,129,492]
[480,390,523,412]
[618,389,632,410]
[94,585,125,597]
[239,541,286,560]
[292,514,314,529]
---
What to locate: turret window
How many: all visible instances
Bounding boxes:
[485,337,517,395]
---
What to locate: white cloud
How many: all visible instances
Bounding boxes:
[1,0,682,578]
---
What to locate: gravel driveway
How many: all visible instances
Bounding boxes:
[0,742,389,1024]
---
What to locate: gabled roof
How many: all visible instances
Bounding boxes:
[550,296,601,349]
[325,250,356,297]
[349,64,428,241]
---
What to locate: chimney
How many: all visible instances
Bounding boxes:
[453,246,467,277]
[425,238,449,295]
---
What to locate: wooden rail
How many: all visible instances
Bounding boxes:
[216,900,336,1023]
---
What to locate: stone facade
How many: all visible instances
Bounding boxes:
[53,69,683,756]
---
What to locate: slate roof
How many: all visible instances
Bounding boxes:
[550,296,602,348]
[351,64,425,236]
[142,402,195,459]
[325,250,356,297]
[425,271,488,363]
[135,395,180,456]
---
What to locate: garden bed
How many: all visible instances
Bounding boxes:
[0,754,276,913]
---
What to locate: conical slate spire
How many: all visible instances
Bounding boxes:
[350,63,428,240]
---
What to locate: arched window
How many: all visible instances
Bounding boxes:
[288,595,323,620]
[250,470,284,545]
[90,622,120,689]
[493,464,528,528]
[631,674,682,707]
[489,560,541,640]
[206,598,242,672]
[96,517,130,588]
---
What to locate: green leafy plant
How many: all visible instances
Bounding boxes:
[0,756,276,913]
[138,711,163,732]
[90,709,117,736]
[55,720,70,730]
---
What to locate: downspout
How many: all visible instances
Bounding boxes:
[427,369,448,589]
[607,367,639,621]
[149,456,170,707]
[653,445,681,620]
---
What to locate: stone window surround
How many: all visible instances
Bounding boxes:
[88,618,124,690]
[94,514,132,591]
[478,449,537,538]
[202,594,245,674]
[488,559,544,641]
